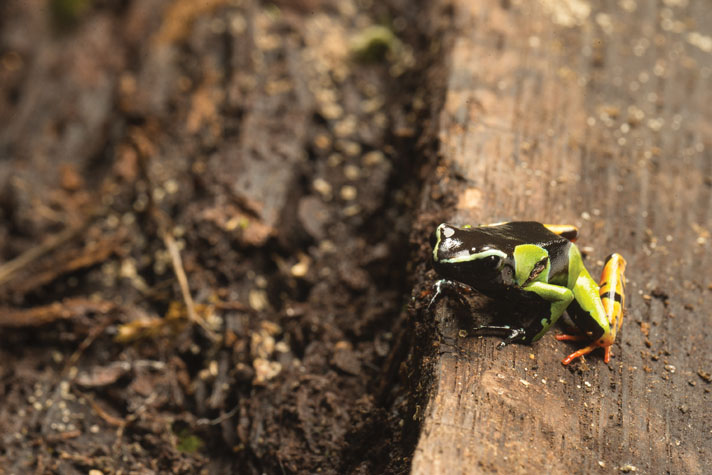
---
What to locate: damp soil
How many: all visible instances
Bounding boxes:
[0,1,448,473]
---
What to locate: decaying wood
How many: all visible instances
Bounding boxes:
[412,1,712,473]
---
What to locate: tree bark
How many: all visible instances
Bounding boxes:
[411,1,712,473]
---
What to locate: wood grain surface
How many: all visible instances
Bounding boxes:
[412,1,712,473]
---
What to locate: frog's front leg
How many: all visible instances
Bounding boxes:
[519,281,574,342]
[470,324,527,348]
[480,282,573,350]
[427,279,471,311]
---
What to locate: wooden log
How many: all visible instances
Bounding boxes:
[412,1,712,473]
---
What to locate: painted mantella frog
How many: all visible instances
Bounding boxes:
[429,221,626,365]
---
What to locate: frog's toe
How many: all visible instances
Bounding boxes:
[555,333,588,342]
[496,328,526,349]
[561,344,596,365]
[426,280,446,310]
[558,334,613,365]
[427,293,441,311]
[560,342,614,365]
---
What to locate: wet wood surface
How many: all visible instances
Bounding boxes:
[412,1,712,473]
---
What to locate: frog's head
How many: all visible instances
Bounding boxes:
[430,223,511,287]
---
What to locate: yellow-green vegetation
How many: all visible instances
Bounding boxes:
[176,429,204,454]
[50,0,91,27]
[350,25,400,63]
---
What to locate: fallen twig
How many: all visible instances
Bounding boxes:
[84,392,126,428]
[163,230,218,341]
[0,224,82,288]
[0,297,115,328]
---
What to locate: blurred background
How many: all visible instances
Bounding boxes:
[0,0,439,472]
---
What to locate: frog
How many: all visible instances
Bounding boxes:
[429,221,626,365]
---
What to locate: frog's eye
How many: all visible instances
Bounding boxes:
[482,255,502,267]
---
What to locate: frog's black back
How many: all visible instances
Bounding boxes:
[476,222,572,282]
[477,222,567,250]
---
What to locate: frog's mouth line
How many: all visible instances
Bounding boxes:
[439,248,507,264]
[433,224,507,264]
